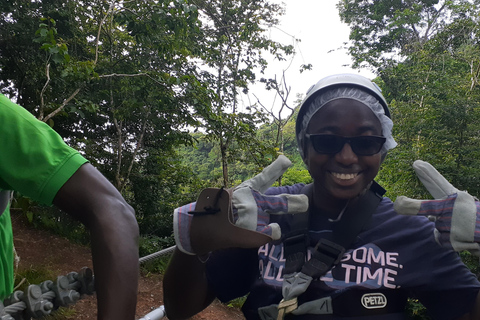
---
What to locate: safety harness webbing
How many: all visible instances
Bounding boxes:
[259,181,386,320]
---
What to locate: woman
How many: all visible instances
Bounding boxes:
[164,74,480,319]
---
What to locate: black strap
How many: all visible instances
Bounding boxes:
[332,181,385,247]
[283,185,311,274]
[284,181,386,278]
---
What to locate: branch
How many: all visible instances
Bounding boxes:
[253,92,275,120]
[113,116,123,190]
[121,116,148,192]
[110,84,124,190]
[98,73,164,86]
[99,73,148,78]
[470,59,480,91]
[42,88,81,123]
[39,63,51,121]
[95,1,116,65]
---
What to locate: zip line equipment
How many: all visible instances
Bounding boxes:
[1,245,177,320]
[259,182,387,319]
[0,267,94,320]
[138,245,175,264]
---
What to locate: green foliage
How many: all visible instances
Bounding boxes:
[282,168,312,185]
[338,0,456,70]
[227,295,248,309]
[194,0,293,186]
[34,17,70,65]
[139,235,174,258]
[405,298,431,320]
[138,235,173,274]
[177,113,310,188]
[461,252,480,276]
[140,256,172,275]
[339,0,480,199]
[27,206,90,245]
[129,149,209,240]
[0,0,298,254]
[377,47,480,198]
[14,266,57,291]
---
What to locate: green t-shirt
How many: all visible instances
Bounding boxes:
[0,94,88,299]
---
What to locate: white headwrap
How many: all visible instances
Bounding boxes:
[297,86,397,160]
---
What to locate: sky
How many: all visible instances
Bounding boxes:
[240,0,375,114]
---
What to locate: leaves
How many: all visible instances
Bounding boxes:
[340,0,480,197]
[0,0,297,240]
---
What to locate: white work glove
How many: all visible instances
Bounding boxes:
[232,155,309,240]
[173,155,309,255]
[394,160,480,256]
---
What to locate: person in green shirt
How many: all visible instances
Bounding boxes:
[0,93,139,320]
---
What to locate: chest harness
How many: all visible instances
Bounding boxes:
[258,181,406,319]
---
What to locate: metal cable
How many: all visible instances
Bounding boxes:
[3,301,26,314]
[139,245,176,264]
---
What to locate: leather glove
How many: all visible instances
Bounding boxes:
[394,160,480,256]
[173,155,309,255]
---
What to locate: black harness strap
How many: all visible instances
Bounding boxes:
[284,181,386,280]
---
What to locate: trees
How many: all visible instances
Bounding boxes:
[193,0,294,187]
[0,0,212,239]
[338,0,452,71]
[339,0,480,197]
[0,0,299,242]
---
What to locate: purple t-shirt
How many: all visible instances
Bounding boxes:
[206,184,480,319]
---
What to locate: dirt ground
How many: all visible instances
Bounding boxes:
[11,213,244,320]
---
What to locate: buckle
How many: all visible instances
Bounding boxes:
[301,238,345,279]
[277,297,298,320]
[314,238,345,265]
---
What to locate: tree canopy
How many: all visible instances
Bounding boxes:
[339,0,480,199]
[0,0,299,244]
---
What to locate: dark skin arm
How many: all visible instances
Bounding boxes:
[163,248,216,320]
[52,163,139,320]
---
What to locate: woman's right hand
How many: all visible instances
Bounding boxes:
[173,155,309,255]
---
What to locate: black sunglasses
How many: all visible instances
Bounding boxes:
[305,134,386,156]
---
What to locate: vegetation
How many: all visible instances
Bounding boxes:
[3,1,480,318]
[0,0,295,246]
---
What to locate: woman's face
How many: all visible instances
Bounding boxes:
[305,98,383,203]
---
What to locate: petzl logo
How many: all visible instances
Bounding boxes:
[361,293,387,309]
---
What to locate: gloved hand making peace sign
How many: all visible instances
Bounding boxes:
[174,155,309,255]
[394,160,480,256]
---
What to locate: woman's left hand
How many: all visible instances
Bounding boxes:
[394,160,480,256]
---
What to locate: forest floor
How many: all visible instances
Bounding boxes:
[11,213,244,320]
